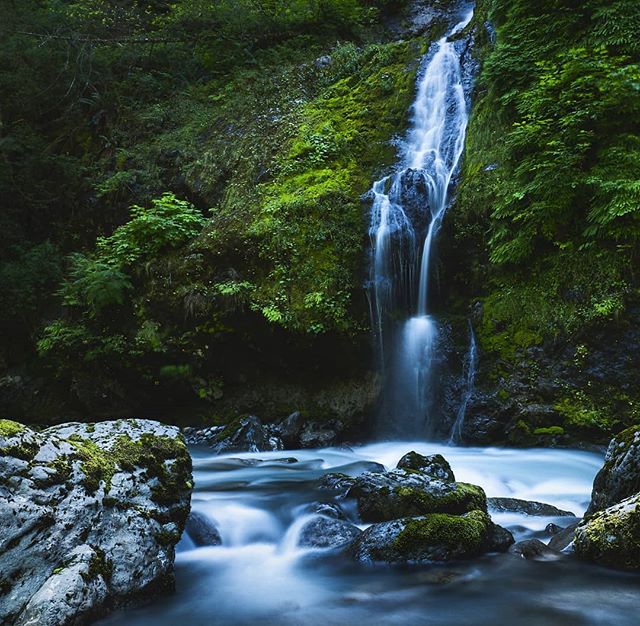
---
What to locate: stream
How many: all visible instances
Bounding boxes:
[100,442,640,626]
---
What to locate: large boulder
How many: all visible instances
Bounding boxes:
[349,511,513,563]
[345,469,486,522]
[0,419,192,626]
[574,493,640,571]
[586,426,640,515]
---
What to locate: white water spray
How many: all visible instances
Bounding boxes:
[369,8,474,437]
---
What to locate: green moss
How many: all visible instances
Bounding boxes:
[393,511,490,556]
[0,420,25,438]
[554,394,616,434]
[533,426,565,436]
[67,431,191,502]
[393,482,487,516]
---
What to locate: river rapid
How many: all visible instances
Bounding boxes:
[100,442,640,626]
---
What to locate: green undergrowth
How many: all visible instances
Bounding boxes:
[454,0,640,360]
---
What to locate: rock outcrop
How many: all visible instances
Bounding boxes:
[0,418,192,626]
[586,426,640,516]
[575,494,640,571]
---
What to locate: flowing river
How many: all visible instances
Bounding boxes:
[99,443,640,626]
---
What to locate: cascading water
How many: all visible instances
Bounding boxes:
[369,7,474,438]
[449,319,478,443]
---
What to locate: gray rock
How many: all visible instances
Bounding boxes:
[547,522,579,552]
[586,426,640,515]
[488,497,575,517]
[575,494,640,571]
[350,511,512,564]
[396,452,455,482]
[0,418,192,626]
[303,501,348,520]
[186,416,283,453]
[186,511,222,547]
[299,420,344,448]
[297,516,361,550]
[510,539,563,561]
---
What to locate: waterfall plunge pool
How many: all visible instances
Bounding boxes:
[99,442,640,626]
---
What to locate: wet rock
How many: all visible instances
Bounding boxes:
[586,426,640,515]
[277,411,305,448]
[575,494,640,571]
[396,452,455,482]
[0,418,192,626]
[347,469,487,522]
[488,497,575,517]
[545,523,564,535]
[350,511,512,564]
[509,539,563,561]
[299,420,344,448]
[186,416,283,453]
[487,523,516,552]
[547,522,579,552]
[186,511,222,547]
[318,472,358,495]
[303,501,348,520]
[297,516,362,550]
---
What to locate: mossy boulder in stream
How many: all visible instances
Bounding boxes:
[346,470,487,522]
[575,494,640,572]
[350,511,513,563]
[0,419,192,626]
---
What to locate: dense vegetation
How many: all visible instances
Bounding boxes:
[0,0,420,421]
[1,0,639,440]
[450,0,640,440]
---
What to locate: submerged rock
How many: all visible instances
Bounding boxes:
[347,469,487,522]
[575,494,640,571]
[297,516,362,550]
[185,511,222,547]
[488,497,575,517]
[509,539,563,561]
[350,511,513,564]
[396,451,455,482]
[586,426,640,515]
[0,418,192,626]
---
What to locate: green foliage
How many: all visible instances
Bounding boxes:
[96,193,206,266]
[457,0,640,355]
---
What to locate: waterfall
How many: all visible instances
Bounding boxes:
[368,7,474,438]
[449,320,478,443]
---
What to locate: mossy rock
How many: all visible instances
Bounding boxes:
[346,468,487,522]
[575,493,640,571]
[350,510,513,563]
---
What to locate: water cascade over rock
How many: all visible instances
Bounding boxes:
[368,6,476,438]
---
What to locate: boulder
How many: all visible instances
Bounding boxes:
[488,497,575,517]
[0,418,192,626]
[346,469,486,522]
[575,493,640,571]
[297,516,362,550]
[349,511,513,564]
[186,416,283,453]
[185,511,222,547]
[396,451,455,482]
[586,426,640,515]
[302,501,348,521]
[299,420,344,448]
[509,539,562,561]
